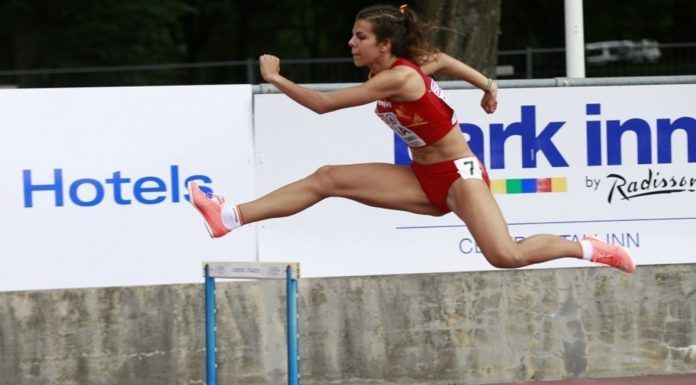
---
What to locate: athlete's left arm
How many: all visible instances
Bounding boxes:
[421,53,498,114]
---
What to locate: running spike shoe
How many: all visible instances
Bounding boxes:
[187,181,230,238]
[583,236,635,273]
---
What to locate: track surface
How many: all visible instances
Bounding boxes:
[484,374,696,385]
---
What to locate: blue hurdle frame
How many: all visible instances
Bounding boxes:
[204,263,300,385]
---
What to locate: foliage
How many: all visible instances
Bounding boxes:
[0,0,693,86]
[1,0,188,86]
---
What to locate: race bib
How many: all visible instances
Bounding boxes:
[377,111,427,148]
[454,156,483,180]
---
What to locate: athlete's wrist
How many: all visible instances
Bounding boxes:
[483,78,497,93]
[482,79,498,94]
[264,73,284,85]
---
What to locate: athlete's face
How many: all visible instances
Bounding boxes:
[348,19,389,67]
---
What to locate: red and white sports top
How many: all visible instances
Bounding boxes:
[374,58,458,148]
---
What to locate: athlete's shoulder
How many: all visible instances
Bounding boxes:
[371,63,419,84]
[391,57,422,70]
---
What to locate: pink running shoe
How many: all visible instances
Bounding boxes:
[583,236,635,273]
[187,181,230,238]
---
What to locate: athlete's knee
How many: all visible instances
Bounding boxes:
[310,165,346,196]
[483,245,524,269]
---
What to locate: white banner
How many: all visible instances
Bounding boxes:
[254,85,696,277]
[0,85,257,291]
[2,83,693,290]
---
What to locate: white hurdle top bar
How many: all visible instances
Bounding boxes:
[204,261,300,280]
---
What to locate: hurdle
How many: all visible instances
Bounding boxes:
[203,261,301,385]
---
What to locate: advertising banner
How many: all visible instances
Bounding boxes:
[1,85,256,291]
[254,85,696,277]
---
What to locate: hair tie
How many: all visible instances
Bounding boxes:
[399,4,408,15]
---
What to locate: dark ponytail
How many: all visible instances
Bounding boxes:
[355,4,438,65]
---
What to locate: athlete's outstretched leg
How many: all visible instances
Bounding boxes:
[446,178,634,272]
[188,163,441,237]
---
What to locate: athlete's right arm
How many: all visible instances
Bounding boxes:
[259,54,418,114]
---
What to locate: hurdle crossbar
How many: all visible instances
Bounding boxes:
[203,261,300,385]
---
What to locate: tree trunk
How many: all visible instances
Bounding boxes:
[415,0,501,78]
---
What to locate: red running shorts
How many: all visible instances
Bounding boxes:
[410,156,491,214]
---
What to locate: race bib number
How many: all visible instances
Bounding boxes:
[454,157,483,180]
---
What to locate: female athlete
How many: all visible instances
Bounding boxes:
[187,4,634,273]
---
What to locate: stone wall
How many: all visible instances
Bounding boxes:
[1,264,694,385]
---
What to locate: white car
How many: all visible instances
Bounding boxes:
[585,39,661,65]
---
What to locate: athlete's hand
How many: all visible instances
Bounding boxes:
[259,54,281,83]
[481,82,498,114]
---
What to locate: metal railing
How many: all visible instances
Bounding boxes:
[1,43,695,88]
[497,42,696,79]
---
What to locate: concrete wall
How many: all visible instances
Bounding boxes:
[1,264,695,385]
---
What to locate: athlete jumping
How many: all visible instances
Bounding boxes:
[187,4,634,273]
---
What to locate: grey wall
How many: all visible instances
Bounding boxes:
[1,264,695,385]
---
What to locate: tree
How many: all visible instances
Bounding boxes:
[415,0,502,78]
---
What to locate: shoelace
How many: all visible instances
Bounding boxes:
[202,190,225,205]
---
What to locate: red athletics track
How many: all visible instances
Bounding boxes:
[483,373,696,385]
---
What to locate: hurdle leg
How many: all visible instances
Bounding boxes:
[286,266,300,385]
[205,265,218,385]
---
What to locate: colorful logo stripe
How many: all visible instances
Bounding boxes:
[490,177,567,194]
